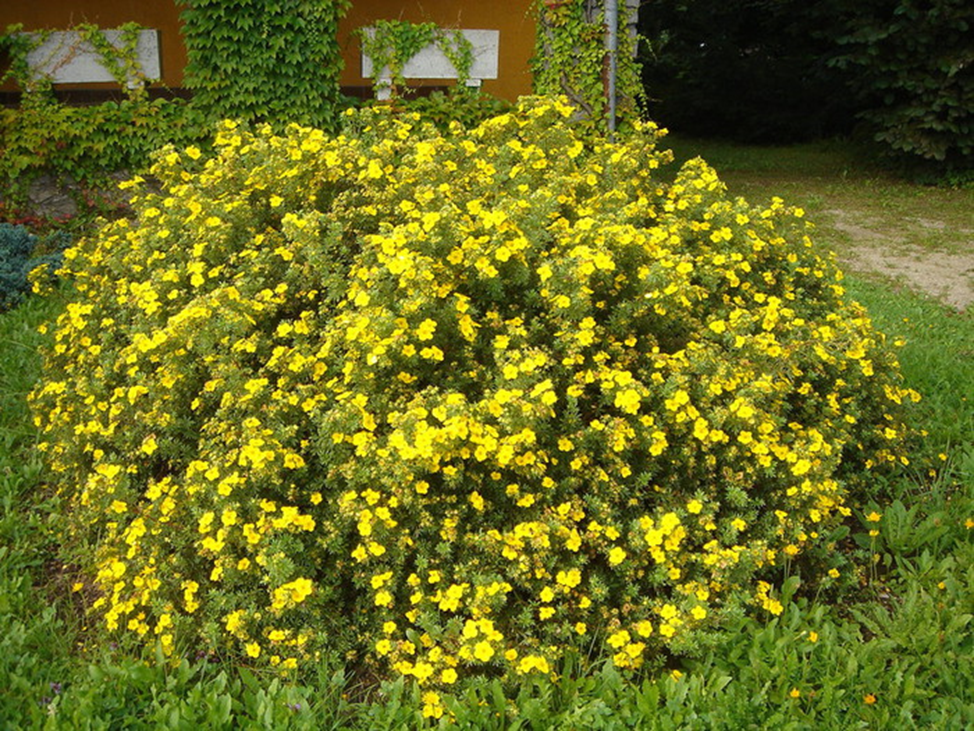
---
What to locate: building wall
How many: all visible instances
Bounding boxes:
[0,0,187,92]
[338,0,536,101]
[1,1,537,101]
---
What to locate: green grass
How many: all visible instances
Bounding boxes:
[2,138,973,727]
[0,295,74,725]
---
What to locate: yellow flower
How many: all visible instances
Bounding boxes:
[421,691,443,719]
[416,318,437,341]
[245,642,261,658]
[441,668,458,684]
[555,568,581,588]
[607,629,630,649]
[791,458,812,476]
[469,491,485,511]
[518,655,550,674]
[608,546,627,565]
[614,388,641,414]
[473,641,495,662]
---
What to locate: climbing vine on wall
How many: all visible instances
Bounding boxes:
[77,23,151,99]
[0,23,209,218]
[531,0,643,130]
[357,19,475,99]
[179,0,350,129]
[1,22,151,103]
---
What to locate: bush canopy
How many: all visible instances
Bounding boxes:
[32,99,917,692]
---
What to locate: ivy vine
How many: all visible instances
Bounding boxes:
[77,22,150,100]
[179,0,351,130]
[0,23,210,216]
[531,0,644,131]
[0,25,46,97]
[358,20,475,99]
[1,22,151,104]
[0,23,149,104]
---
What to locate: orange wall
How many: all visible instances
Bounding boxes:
[338,1,536,101]
[0,0,187,91]
[2,1,537,101]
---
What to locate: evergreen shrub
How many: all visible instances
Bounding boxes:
[0,223,68,310]
[31,98,918,693]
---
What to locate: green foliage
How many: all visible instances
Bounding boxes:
[0,293,71,725]
[640,0,974,168]
[831,0,974,168]
[358,20,475,99]
[844,278,974,452]
[0,97,210,207]
[31,98,920,705]
[638,1,855,143]
[0,23,212,220]
[532,0,643,131]
[179,0,351,130]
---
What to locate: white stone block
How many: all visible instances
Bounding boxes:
[361,28,499,82]
[25,29,161,88]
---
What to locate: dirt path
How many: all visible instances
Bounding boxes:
[823,208,974,312]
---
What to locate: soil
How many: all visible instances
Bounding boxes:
[823,208,974,312]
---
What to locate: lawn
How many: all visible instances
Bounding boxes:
[1,136,972,729]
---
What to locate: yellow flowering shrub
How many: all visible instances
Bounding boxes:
[32,97,918,683]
